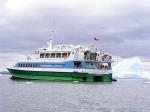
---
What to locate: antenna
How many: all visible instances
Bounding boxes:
[50,17,55,37]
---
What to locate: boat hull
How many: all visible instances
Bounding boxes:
[8,68,112,82]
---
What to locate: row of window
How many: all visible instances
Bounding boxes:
[18,63,64,68]
[40,53,71,58]
[18,63,39,68]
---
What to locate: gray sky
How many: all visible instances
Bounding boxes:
[0,0,150,58]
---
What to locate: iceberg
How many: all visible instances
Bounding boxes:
[113,57,150,79]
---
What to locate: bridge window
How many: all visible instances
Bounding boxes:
[51,53,55,58]
[40,53,44,58]
[62,53,67,58]
[56,53,61,58]
[45,53,50,58]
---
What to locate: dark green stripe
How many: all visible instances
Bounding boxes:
[8,68,112,82]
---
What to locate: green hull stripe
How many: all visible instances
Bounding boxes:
[8,68,112,82]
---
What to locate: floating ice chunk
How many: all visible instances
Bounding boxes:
[26,81,32,84]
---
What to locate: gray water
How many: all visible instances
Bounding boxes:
[0,75,150,112]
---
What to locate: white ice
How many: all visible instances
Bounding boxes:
[113,57,150,79]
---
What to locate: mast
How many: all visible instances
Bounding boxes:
[47,29,54,50]
[47,18,55,50]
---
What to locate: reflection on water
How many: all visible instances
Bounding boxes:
[0,75,150,112]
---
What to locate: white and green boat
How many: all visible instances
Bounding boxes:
[8,33,113,82]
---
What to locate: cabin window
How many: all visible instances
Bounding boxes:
[45,53,50,58]
[74,61,82,68]
[40,53,44,58]
[85,61,96,69]
[68,53,71,57]
[51,53,55,58]
[108,63,111,68]
[93,53,97,61]
[56,53,61,58]
[96,63,110,69]
[89,53,97,61]
[62,53,67,58]
[84,51,90,60]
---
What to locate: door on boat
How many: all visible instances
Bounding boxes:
[93,76,103,82]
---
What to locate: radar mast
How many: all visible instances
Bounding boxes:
[47,18,55,50]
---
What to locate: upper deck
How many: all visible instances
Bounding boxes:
[28,44,112,63]
[15,33,113,70]
[15,44,112,70]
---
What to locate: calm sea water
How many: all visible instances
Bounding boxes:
[0,74,150,112]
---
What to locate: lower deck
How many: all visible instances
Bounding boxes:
[8,68,112,82]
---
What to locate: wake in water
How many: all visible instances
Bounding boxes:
[113,57,150,79]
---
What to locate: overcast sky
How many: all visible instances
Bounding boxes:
[0,0,150,59]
